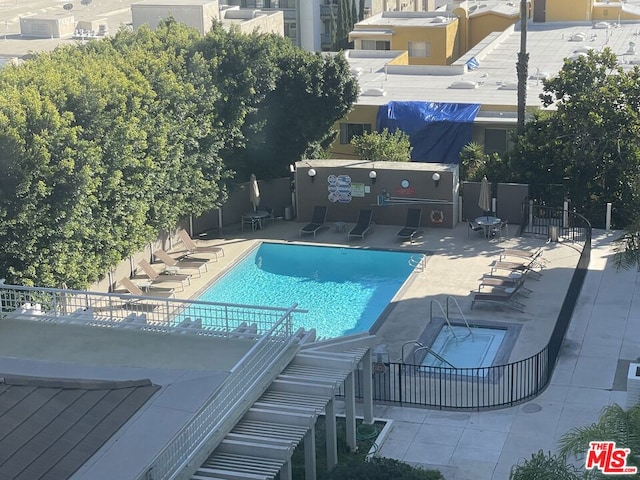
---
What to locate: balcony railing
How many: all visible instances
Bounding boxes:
[0,284,304,480]
[0,284,303,337]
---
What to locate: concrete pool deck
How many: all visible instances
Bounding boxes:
[166,220,636,480]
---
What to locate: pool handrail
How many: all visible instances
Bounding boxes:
[446,296,473,339]
[409,254,425,272]
[413,345,456,369]
[400,340,423,363]
[430,299,460,340]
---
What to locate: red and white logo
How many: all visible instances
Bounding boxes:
[585,441,638,475]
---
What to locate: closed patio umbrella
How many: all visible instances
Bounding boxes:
[478,176,491,217]
[249,173,260,212]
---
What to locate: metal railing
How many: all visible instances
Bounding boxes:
[366,349,549,408]
[0,284,304,480]
[140,309,302,480]
[520,200,591,244]
[0,284,304,337]
[347,206,592,410]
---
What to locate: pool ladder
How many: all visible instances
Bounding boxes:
[408,254,426,272]
[430,296,473,341]
[401,341,456,368]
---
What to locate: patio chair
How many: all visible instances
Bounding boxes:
[477,276,532,297]
[177,230,224,260]
[471,284,527,312]
[396,208,423,243]
[118,277,175,298]
[261,206,276,226]
[466,219,484,237]
[499,247,548,266]
[348,209,374,240]
[490,256,542,280]
[299,205,328,238]
[153,249,209,277]
[490,219,509,239]
[137,259,191,292]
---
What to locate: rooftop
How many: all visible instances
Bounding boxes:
[348,20,640,110]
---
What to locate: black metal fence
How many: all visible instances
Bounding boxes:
[519,200,591,244]
[345,207,592,410]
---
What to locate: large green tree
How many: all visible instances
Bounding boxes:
[0,21,356,288]
[198,23,358,180]
[509,48,640,228]
[351,128,412,162]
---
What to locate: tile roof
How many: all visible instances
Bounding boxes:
[0,375,159,480]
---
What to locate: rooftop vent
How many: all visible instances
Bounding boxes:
[594,22,610,29]
[529,71,550,80]
[362,88,387,96]
[568,52,588,61]
[498,82,519,90]
[449,80,478,89]
[432,16,447,23]
[350,67,363,78]
[569,32,587,41]
[573,46,593,53]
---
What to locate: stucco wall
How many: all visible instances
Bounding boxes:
[543,0,593,22]
[469,13,519,49]
[294,160,458,229]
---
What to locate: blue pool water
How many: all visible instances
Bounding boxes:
[196,243,421,338]
[421,325,507,369]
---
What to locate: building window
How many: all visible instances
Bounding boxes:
[284,22,297,41]
[408,41,431,58]
[484,128,512,155]
[339,123,372,144]
[361,39,391,50]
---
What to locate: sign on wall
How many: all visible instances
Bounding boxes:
[328,174,352,203]
[351,183,365,197]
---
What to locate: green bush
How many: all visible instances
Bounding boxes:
[327,457,445,480]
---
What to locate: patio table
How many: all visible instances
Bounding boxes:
[475,216,501,239]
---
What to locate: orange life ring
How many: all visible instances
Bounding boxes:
[430,210,445,224]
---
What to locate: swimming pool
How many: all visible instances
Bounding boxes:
[195,243,421,338]
[421,325,507,369]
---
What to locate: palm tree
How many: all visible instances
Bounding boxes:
[613,217,640,271]
[510,450,583,479]
[557,403,640,476]
[516,0,529,133]
[510,403,640,479]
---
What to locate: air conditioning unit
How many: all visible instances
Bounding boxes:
[627,363,640,408]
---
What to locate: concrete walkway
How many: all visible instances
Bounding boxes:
[370,230,639,480]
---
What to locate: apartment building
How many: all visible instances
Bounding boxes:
[225,0,432,51]
[332,0,640,162]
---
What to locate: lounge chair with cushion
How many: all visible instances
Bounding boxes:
[477,276,532,297]
[137,259,191,291]
[490,256,542,280]
[348,209,374,240]
[396,208,423,243]
[299,205,328,238]
[177,230,224,260]
[499,247,547,266]
[119,277,175,298]
[154,249,209,277]
[471,284,527,312]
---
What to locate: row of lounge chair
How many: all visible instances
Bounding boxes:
[471,247,547,312]
[299,206,423,243]
[118,230,224,298]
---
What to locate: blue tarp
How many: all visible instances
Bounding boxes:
[376,101,481,164]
